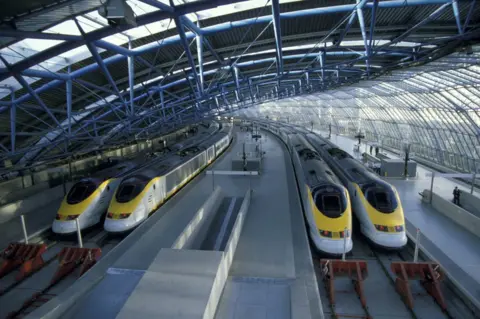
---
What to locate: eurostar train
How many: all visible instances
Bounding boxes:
[306,133,407,249]
[104,124,233,233]
[52,123,217,234]
[289,133,353,255]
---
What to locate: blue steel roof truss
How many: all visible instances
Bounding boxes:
[0,0,477,167]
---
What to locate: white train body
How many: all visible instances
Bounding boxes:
[104,125,233,233]
[52,123,218,235]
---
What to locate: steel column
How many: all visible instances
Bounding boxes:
[271,0,284,82]
[463,0,476,33]
[375,3,450,52]
[368,0,379,61]
[160,90,166,121]
[128,40,135,117]
[66,66,72,137]
[452,0,463,35]
[196,21,205,94]
[356,0,369,73]
[10,91,15,154]
[172,14,201,98]
[234,66,241,102]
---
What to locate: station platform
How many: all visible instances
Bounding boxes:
[319,131,480,306]
[34,129,322,319]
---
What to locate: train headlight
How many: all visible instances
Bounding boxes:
[119,213,131,219]
[107,212,114,219]
[55,214,62,220]
[66,214,80,220]
[318,229,332,238]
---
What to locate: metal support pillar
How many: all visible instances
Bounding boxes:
[173,14,201,98]
[356,0,369,74]
[234,66,241,102]
[128,40,135,117]
[160,90,166,121]
[66,66,72,137]
[10,90,15,154]
[196,21,204,94]
[271,0,284,83]
[451,0,463,35]
[248,78,255,103]
[319,52,325,83]
[368,0,379,62]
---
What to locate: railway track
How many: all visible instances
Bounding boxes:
[0,226,123,318]
[313,227,478,319]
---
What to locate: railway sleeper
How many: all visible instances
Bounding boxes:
[390,261,447,311]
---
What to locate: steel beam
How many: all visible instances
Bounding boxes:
[128,40,135,117]
[271,0,284,80]
[451,0,463,35]
[463,0,476,33]
[196,21,205,94]
[172,13,201,98]
[375,2,451,52]
[368,0,379,67]
[335,11,356,47]
[0,0,451,85]
[10,91,15,154]
[233,66,241,102]
[75,20,128,120]
[66,67,72,137]
[160,90,166,121]
[356,0,369,73]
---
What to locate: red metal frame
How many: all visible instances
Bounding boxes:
[0,243,47,280]
[7,247,102,318]
[390,261,447,311]
[320,259,370,319]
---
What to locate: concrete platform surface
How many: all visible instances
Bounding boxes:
[321,131,480,306]
[52,130,323,319]
[117,249,223,319]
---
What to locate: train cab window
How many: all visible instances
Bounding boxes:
[362,183,398,213]
[116,177,148,203]
[312,185,346,218]
[320,195,342,217]
[67,181,97,204]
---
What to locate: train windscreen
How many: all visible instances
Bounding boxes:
[313,185,346,218]
[67,180,97,204]
[362,183,398,213]
[115,176,149,203]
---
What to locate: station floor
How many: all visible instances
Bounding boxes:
[53,129,323,319]
[321,131,480,305]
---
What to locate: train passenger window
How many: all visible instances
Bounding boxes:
[67,181,97,204]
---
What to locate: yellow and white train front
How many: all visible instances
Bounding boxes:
[350,180,407,249]
[104,176,163,233]
[52,178,118,234]
[307,183,353,255]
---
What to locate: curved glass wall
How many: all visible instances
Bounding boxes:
[239,47,480,173]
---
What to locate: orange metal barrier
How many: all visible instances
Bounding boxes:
[390,261,446,311]
[0,243,47,280]
[7,247,102,318]
[320,259,370,319]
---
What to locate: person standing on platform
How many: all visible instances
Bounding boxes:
[375,146,379,157]
[370,145,373,155]
[453,186,459,205]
